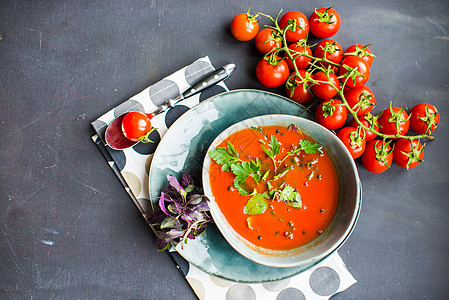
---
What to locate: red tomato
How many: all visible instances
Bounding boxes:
[284,43,312,70]
[231,10,259,41]
[315,99,347,130]
[349,114,380,142]
[393,139,424,170]
[361,140,393,173]
[285,70,314,103]
[314,39,344,70]
[343,85,375,116]
[279,11,310,42]
[339,56,370,88]
[311,71,340,99]
[409,103,440,135]
[309,7,341,38]
[255,28,282,54]
[378,106,410,136]
[255,56,289,88]
[344,44,375,67]
[336,126,366,159]
[121,111,153,142]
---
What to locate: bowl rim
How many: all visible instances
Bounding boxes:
[202,114,361,268]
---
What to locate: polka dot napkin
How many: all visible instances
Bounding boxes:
[91,57,356,299]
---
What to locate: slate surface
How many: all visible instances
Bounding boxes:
[1,0,448,299]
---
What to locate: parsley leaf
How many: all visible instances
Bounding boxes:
[261,135,281,158]
[279,185,302,208]
[208,141,241,172]
[231,159,261,183]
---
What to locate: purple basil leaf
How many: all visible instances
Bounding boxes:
[167,174,185,196]
[187,232,195,239]
[182,172,194,187]
[158,192,172,215]
[147,210,167,225]
[193,198,211,212]
[193,222,208,237]
[182,209,204,223]
[156,238,170,251]
[160,216,182,230]
[187,194,204,206]
[168,202,183,214]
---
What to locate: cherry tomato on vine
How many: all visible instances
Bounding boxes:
[309,7,341,38]
[337,126,366,159]
[314,39,344,70]
[315,99,347,130]
[279,11,310,42]
[349,115,380,143]
[361,140,394,173]
[378,105,410,136]
[393,138,425,170]
[409,103,440,135]
[344,44,375,67]
[284,43,312,70]
[255,56,289,88]
[339,56,370,88]
[285,70,314,103]
[231,9,259,41]
[255,28,282,54]
[121,111,154,142]
[311,71,340,99]
[343,85,375,116]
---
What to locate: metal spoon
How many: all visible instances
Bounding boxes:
[105,63,236,150]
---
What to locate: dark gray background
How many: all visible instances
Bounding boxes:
[1,0,448,299]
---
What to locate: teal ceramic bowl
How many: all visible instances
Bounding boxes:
[202,114,361,268]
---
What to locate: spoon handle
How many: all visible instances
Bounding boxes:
[152,63,236,115]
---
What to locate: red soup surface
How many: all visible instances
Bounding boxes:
[208,125,339,250]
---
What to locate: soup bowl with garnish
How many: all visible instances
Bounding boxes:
[202,114,361,268]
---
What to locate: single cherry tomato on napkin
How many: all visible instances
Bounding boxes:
[309,7,341,38]
[279,11,310,42]
[231,9,259,41]
[121,111,154,142]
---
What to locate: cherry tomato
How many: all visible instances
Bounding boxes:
[121,111,153,142]
[311,71,340,99]
[339,56,370,88]
[255,56,289,88]
[409,103,439,135]
[344,44,375,67]
[314,39,344,70]
[393,139,424,170]
[309,7,341,38]
[361,140,393,173]
[349,114,380,142]
[255,28,282,54]
[378,106,410,136]
[284,43,312,70]
[315,99,347,130]
[343,85,375,116]
[337,126,366,159]
[231,10,259,41]
[285,70,314,103]
[279,11,310,42]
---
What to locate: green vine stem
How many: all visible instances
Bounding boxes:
[256,10,435,142]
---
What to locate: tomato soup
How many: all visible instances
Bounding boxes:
[208,125,339,250]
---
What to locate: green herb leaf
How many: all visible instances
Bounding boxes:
[231,159,261,183]
[300,140,321,154]
[262,135,281,158]
[279,185,302,208]
[243,194,268,215]
[208,141,241,172]
[233,180,253,196]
